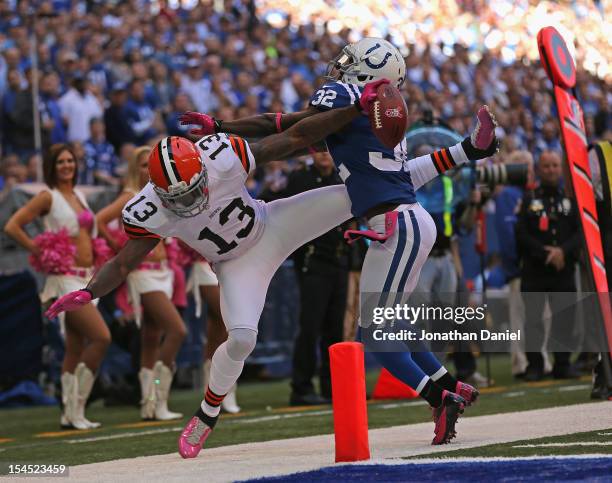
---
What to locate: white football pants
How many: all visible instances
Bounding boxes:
[215,185,353,333]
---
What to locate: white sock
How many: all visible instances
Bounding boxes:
[430,366,447,381]
[201,342,244,417]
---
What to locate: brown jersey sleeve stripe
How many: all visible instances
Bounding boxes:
[124,229,159,238]
[123,225,160,239]
[229,136,247,171]
[124,230,161,240]
[443,148,456,167]
[230,136,250,172]
[229,135,238,154]
[439,148,453,170]
[123,223,149,233]
[237,137,251,173]
[431,151,445,174]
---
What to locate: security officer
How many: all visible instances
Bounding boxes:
[516,150,581,381]
[262,152,353,405]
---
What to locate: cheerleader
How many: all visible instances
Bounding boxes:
[188,258,240,413]
[96,146,186,420]
[5,144,111,430]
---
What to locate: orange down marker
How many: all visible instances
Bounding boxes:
[329,342,370,463]
[371,368,419,400]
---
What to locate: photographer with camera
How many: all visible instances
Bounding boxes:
[515,150,581,381]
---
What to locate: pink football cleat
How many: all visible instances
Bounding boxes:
[178,413,215,459]
[431,390,465,445]
[471,105,498,151]
[456,381,479,406]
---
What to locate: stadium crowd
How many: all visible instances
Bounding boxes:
[0,0,610,188]
[0,0,610,411]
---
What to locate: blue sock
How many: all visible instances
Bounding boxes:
[411,351,446,378]
[358,326,429,390]
[372,351,429,391]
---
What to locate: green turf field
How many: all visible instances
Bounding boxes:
[0,356,603,466]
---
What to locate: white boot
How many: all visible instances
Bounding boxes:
[221,384,241,414]
[74,363,101,429]
[60,372,88,430]
[153,361,182,420]
[139,367,156,420]
[204,358,240,414]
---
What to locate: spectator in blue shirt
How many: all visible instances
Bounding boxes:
[104,82,137,152]
[1,68,21,153]
[125,79,157,145]
[84,118,120,186]
[165,92,193,136]
[534,120,563,161]
[39,71,67,145]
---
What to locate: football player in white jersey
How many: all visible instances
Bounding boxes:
[45,81,384,457]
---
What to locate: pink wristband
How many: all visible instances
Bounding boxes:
[275,112,283,133]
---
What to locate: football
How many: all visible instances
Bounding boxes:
[369,83,408,148]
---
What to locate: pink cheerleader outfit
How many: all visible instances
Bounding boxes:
[39,188,98,334]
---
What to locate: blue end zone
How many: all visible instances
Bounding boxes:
[243,457,612,482]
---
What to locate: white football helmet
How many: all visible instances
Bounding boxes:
[326,38,406,88]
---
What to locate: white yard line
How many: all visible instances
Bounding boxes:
[65,427,183,444]
[377,400,427,409]
[557,385,591,392]
[513,442,612,448]
[232,410,333,425]
[23,401,611,483]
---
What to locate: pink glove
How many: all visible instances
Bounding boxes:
[470,105,498,150]
[359,78,390,113]
[45,289,93,319]
[179,111,217,136]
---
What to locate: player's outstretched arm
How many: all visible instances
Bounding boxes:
[249,79,384,164]
[44,237,159,318]
[180,108,319,139]
[409,106,499,190]
[249,104,360,164]
[86,237,160,297]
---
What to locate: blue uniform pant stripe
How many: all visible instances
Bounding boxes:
[393,210,421,304]
[382,211,407,293]
[378,212,407,308]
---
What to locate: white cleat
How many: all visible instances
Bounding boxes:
[221,385,241,414]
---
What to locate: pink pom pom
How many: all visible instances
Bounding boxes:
[92,237,114,268]
[29,229,76,274]
[77,210,94,232]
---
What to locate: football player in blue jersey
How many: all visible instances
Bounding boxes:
[181,38,499,444]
